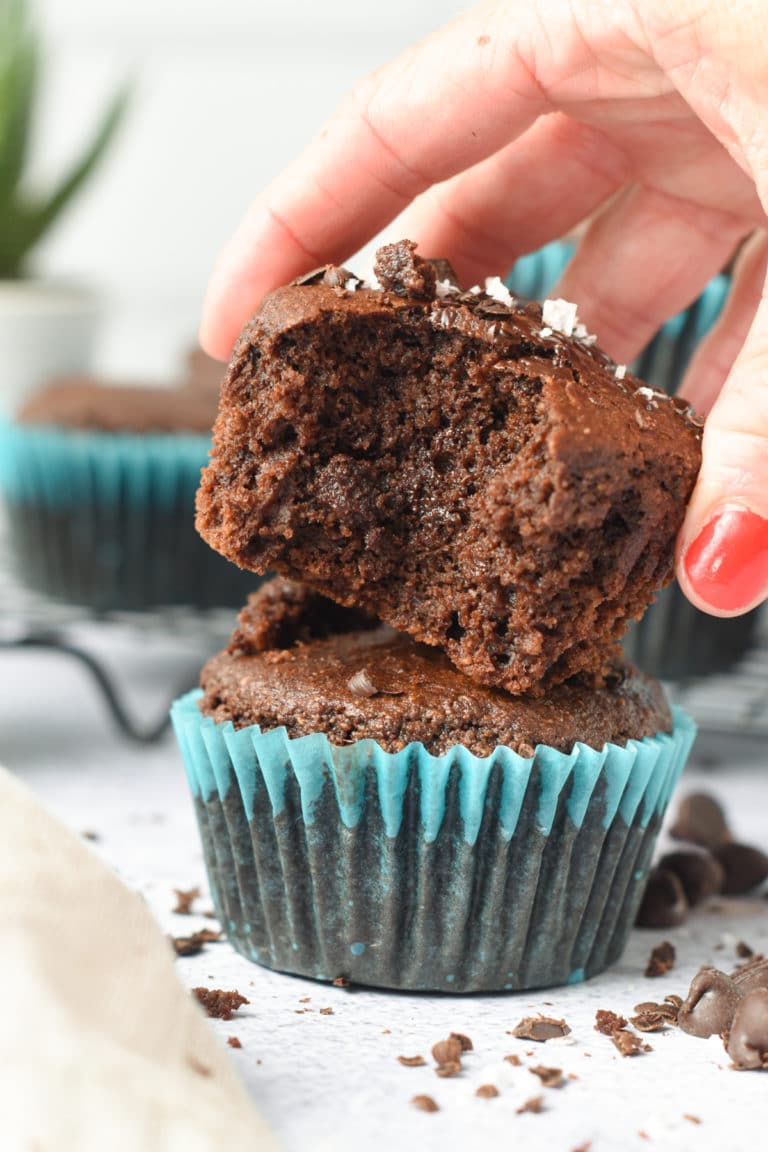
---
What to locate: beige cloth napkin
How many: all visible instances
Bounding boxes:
[0,766,280,1152]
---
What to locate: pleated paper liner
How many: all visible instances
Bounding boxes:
[0,420,259,611]
[171,691,696,993]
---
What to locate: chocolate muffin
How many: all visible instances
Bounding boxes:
[171,579,696,993]
[201,580,671,757]
[196,240,703,696]
[0,376,259,612]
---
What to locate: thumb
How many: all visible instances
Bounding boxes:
[677,283,768,617]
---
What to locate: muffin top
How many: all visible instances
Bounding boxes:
[196,239,702,697]
[18,376,218,434]
[199,579,671,757]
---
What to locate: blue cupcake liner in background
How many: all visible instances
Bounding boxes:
[507,245,760,681]
[171,690,696,993]
[0,419,260,612]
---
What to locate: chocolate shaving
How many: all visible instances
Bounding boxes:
[319,1007,334,1016]
[398,1055,426,1067]
[412,1095,439,1113]
[630,1011,669,1033]
[645,940,676,978]
[504,1054,522,1066]
[512,1015,571,1042]
[192,987,249,1021]
[449,1031,474,1052]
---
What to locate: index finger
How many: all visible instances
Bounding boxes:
[199,3,561,359]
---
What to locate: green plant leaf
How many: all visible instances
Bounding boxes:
[0,0,37,201]
[4,82,130,274]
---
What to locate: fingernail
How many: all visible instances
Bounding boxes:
[684,505,768,612]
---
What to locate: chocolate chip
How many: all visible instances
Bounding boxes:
[435,1061,462,1078]
[669,792,730,849]
[736,941,755,959]
[398,1055,426,1067]
[411,1094,439,1113]
[475,1084,499,1098]
[645,941,676,978]
[658,850,724,905]
[678,967,743,1038]
[595,1010,627,1035]
[712,842,768,895]
[530,1065,564,1088]
[431,1036,463,1066]
[725,989,768,1069]
[512,1015,571,1041]
[635,869,689,928]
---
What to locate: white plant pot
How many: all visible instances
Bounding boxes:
[0,280,101,417]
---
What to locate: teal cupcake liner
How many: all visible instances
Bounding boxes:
[0,419,259,611]
[171,690,696,992]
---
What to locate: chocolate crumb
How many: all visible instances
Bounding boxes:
[299,996,311,1003]
[568,1073,580,1081]
[611,1029,650,1056]
[173,886,201,915]
[398,1055,426,1067]
[432,1036,463,1066]
[227,1036,242,1049]
[595,1009,627,1035]
[736,941,755,959]
[412,1094,439,1113]
[504,1054,522,1066]
[684,1114,702,1125]
[512,1015,571,1042]
[516,1095,545,1115]
[435,1061,462,1078]
[81,829,100,842]
[530,1065,563,1088]
[449,1031,474,1052]
[475,1084,499,1099]
[645,941,676,978]
[192,987,250,1020]
[319,1007,334,1016]
[332,975,350,988]
[172,928,222,957]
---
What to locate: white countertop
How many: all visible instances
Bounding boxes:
[2,620,767,1152]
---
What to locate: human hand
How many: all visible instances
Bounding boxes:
[200,0,768,617]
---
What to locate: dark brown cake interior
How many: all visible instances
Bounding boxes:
[197,241,702,696]
[200,578,671,758]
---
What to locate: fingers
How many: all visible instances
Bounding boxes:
[680,231,768,415]
[389,113,628,289]
[554,182,748,363]
[677,275,768,617]
[200,4,563,358]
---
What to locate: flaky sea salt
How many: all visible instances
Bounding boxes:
[542,297,578,338]
[615,364,626,380]
[484,276,514,306]
[345,277,360,293]
[468,284,483,295]
[635,385,666,402]
[539,326,553,338]
[435,278,459,298]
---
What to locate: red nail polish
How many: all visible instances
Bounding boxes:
[684,506,768,612]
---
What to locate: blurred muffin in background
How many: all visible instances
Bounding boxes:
[0,368,260,613]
